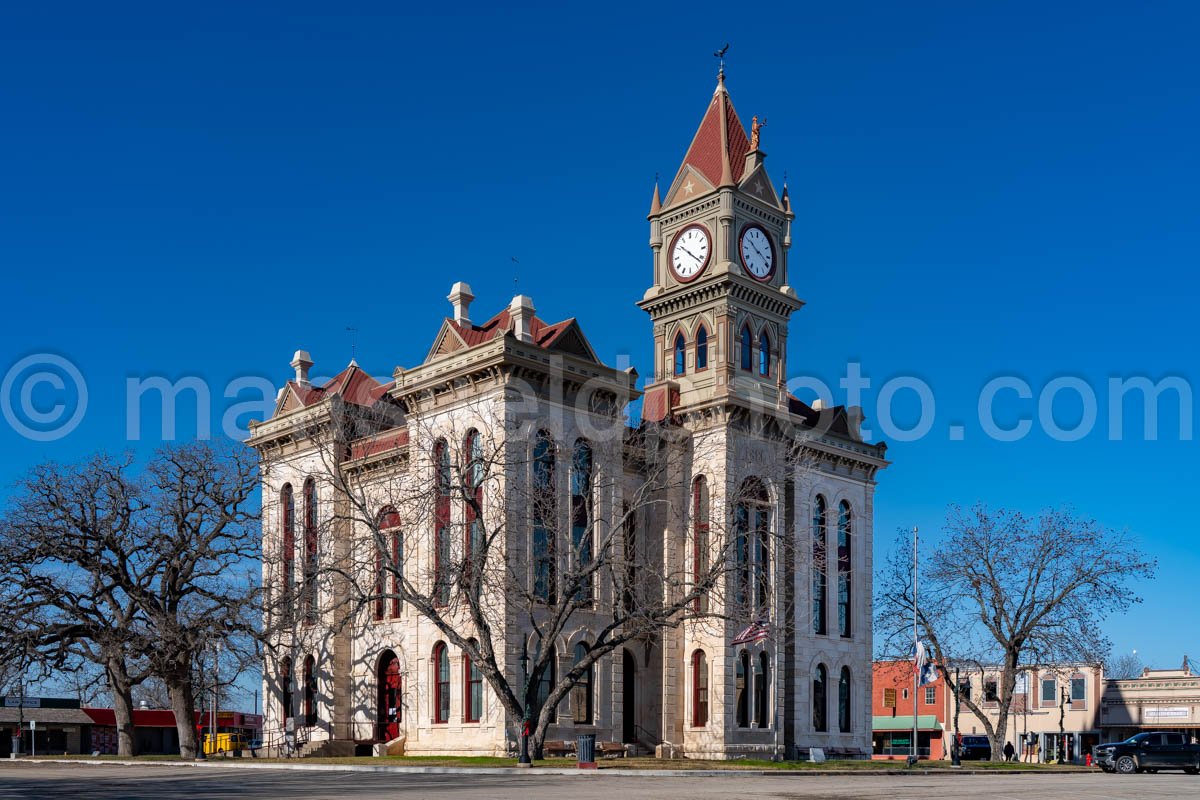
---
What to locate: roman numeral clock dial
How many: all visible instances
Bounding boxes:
[670,224,711,282]
[739,224,775,281]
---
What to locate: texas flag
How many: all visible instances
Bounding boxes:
[912,640,939,687]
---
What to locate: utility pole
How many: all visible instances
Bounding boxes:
[951,666,961,767]
[911,526,919,767]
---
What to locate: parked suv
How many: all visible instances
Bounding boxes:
[959,735,992,761]
[1092,732,1200,774]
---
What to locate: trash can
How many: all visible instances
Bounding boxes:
[576,734,597,769]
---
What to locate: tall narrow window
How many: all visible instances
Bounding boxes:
[571,642,593,725]
[303,478,318,624]
[281,484,295,616]
[691,650,708,727]
[433,643,450,724]
[377,507,402,619]
[838,666,851,732]
[740,324,753,370]
[464,639,483,723]
[434,440,451,606]
[534,644,557,712]
[463,430,485,592]
[532,431,557,603]
[837,501,852,638]
[695,326,709,370]
[813,663,828,732]
[673,332,687,376]
[303,654,317,726]
[755,651,770,728]
[733,502,750,608]
[280,656,293,725]
[691,476,709,612]
[736,650,750,727]
[735,479,770,613]
[621,502,637,612]
[758,330,771,376]
[812,496,827,635]
[571,439,594,603]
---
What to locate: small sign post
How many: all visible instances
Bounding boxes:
[29,720,36,758]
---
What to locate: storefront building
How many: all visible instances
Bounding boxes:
[1100,660,1199,743]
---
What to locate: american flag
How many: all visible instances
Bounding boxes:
[731,621,771,645]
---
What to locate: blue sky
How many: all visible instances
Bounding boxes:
[2,0,1197,695]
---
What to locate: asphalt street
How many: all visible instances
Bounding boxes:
[1,763,1198,800]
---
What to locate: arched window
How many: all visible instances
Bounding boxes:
[758,330,771,377]
[433,642,450,724]
[837,502,852,638]
[813,663,828,732]
[812,496,827,635]
[377,650,402,741]
[838,666,851,732]
[376,507,402,620]
[281,484,295,614]
[303,478,318,624]
[532,431,557,603]
[733,479,771,612]
[691,476,709,612]
[303,654,317,726]
[735,650,750,727]
[571,439,594,603]
[691,650,708,727]
[534,642,557,712]
[673,331,687,376]
[695,326,709,370]
[280,656,293,725]
[463,430,485,591]
[433,440,451,607]
[740,324,753,370]
[755,651,770,728]
[571,642,593,725]
[464,639,483,723]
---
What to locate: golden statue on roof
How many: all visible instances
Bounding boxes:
[750,115,766,151]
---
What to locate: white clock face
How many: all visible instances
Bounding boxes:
[670,225,711,281]
[740,225,775,280]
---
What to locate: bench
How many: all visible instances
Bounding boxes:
[543,740,575,758]
[599,741,628,758]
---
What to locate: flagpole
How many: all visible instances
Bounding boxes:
[912,525,919,765]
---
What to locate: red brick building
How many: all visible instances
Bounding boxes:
[871,660,949,760]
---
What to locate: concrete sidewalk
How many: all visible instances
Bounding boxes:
[8,757,1094,779]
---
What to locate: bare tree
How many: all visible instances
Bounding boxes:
[131,442,260,760]
[0,445,260,760]
[258,389,804,758]
[875,504,1155,762]
[1106,651,1144,680]
[0,454,154,756]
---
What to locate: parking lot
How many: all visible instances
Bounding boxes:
[1,762,1198,800]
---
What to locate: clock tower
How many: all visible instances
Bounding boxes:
[639,69,803,421]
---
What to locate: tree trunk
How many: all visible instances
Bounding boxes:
[167,675,199,759]
[106,658,138,757]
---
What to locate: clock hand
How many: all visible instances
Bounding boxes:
[750,240,768,260]
[682,246,703,263]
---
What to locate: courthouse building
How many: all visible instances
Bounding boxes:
[248,69,888,759]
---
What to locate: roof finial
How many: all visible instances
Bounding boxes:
[345,326,359,363]
[713,43,729,81]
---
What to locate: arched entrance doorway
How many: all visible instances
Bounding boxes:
[377,650,402,742]
[622,649,636,743]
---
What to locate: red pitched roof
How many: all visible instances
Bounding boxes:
[349,428,410,460]
[675,75,751,189]
[445,309,574,350]
[286,363,394,409]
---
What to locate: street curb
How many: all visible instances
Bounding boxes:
[5,758,1096,778]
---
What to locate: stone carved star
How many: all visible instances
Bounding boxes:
[754,179,765,195]
[684,179,696,195]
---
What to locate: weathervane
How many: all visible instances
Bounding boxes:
[714,43,729,78]
[345,326,359,361]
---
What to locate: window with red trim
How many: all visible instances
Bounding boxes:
[281,484,295,617]
[691,650,708,727]
[464,639,483,723]
[434,440,451,606]
[691,476,709,612]
[303,478,318,624]
[433,642,450,724]
[695,326,709,370]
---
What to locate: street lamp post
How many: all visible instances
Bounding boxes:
[197,649,207,761]
[518,640,531,767]
[950,667,961,767]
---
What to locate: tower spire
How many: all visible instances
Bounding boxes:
[649,175,662,216]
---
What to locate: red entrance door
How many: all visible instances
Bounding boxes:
[377,651,402,741]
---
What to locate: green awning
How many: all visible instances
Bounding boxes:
[873,715,942,731]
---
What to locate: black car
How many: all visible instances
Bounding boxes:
[959,735,992,761]
[1092,731,1200,774]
